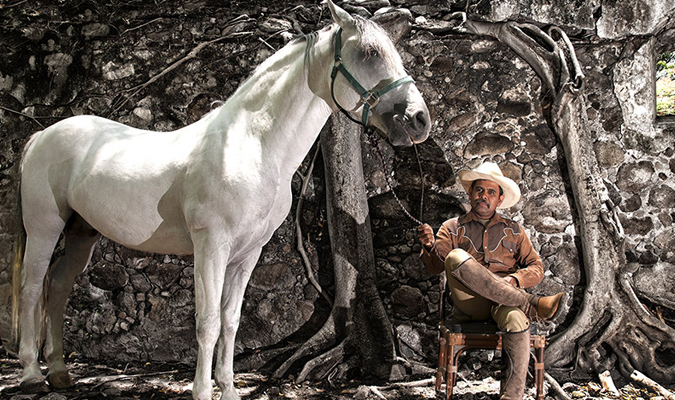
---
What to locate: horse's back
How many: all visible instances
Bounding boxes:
[20,116,128,227]
[21,115,198,253]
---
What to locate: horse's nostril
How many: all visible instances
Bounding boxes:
[413,110,429,132]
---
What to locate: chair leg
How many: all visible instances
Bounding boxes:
[436,333,447,392]
[534,345,545,400]
[446,344,461,400]
[437,330,547,400]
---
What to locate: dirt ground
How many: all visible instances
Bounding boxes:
[0,353,439,400]
[2,347,673,400]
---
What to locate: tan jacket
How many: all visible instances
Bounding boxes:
[420,211,544,289]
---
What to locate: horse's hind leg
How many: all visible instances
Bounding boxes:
[43,214,100,389]
[19,223,66,393]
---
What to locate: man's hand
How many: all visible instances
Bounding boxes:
[417,224,435,249]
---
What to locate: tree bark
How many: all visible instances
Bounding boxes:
[274,114,396,381]
[455,18,675,384]
[322,114,397,380]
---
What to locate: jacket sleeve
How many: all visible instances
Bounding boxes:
[510,224,544,289]
[420,221,455,275]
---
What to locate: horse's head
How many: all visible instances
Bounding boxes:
[322,0,430,147]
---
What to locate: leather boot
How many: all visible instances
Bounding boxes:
[500,329,531,400]
[450,258,564,321]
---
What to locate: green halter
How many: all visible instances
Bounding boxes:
[330,27,415,127]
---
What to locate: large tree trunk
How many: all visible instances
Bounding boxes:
[274,114,396,381]
[272,11,414,381]
[322,114,397,380]
[456,19,675,384]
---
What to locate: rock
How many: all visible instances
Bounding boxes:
[88,263,129,291]
[258,18,292,33]
[376,259,399,286]
[248,263,290,290]
[548,241,581,285]
[101,61,135,81]
[523,125,557,154]
[82,23,110,38]
[396,323,424,361]
[648,185,675,208]
[353,385,371,400]
[622,194,642,212]
[597,0,669,38]
[616,161,654,192]
[145,262,183,290]
[464,133,514,158]
[41,393,69,400]
[521,193,571,234]
[654,233,675,263]
[448,112,477,132]
[391,285,424,318]
[388,363,407,382]
[619,215,654,236]
[129,273,152,293]
[634,263,675,308]
[372,8,412,43]
[402,254,431,281]
[429,55,454,71]
[594,141,626,167]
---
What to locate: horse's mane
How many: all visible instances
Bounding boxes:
[296,16,399,71]
[201,15,399,121]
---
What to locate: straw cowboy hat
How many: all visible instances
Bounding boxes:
[459,162,521,209]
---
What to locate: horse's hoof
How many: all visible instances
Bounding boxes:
[48,370,74,389]
[220,386,241,400]
[19,378,50,394]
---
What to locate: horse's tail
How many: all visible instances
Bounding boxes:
[10,132,39,352]
[11,176,26,352]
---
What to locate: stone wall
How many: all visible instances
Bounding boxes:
[0,0,673,374]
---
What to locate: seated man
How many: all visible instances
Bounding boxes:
[417,161,564,400]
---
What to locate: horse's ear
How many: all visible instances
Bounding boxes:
[325,0,356,31]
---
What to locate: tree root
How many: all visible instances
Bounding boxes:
[273,314,337,379]
[545,372,572,400]
[630,370,675,400]
[598,371,620,397]
[294,143,333,308]
[296,340,347,382]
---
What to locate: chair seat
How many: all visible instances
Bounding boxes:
[435,321,545,400]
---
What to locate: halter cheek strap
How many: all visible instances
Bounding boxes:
[330,27,414,127]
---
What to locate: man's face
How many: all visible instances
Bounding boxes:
[469,179,504,219]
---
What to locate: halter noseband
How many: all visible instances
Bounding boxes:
[330,27,414,127]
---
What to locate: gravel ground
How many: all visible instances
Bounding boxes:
[1,348,673,400]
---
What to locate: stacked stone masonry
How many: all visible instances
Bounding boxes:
[0,0,673,371]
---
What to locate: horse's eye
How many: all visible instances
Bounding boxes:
[366,47,380,59]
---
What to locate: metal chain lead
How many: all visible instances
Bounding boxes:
[365,128,423,225]
[364,127,445,262]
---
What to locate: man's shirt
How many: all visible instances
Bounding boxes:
[420,211,544,288]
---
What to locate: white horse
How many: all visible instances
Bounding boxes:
[12,1,430,399]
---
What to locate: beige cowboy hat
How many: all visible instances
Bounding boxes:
[458,162,521,209]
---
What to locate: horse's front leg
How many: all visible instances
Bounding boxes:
[214,250,261,400]
[191,231,230,400]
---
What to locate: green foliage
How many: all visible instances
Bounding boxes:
[657,52,675,116]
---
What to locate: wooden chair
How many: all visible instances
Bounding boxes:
[434,274,546,400]
[434,321,545,400]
